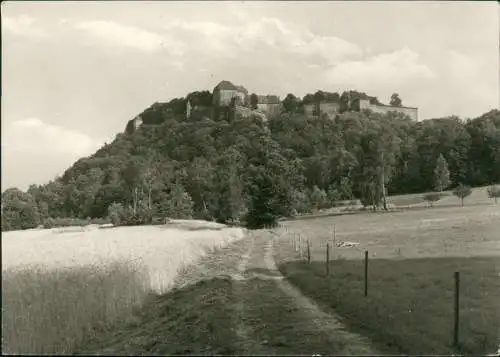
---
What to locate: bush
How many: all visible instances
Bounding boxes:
[487,185,500,204]
[423,193,442,207]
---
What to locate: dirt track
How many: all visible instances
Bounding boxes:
[81,229,376,355]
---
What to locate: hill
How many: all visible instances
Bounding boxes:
[2,86,499,231]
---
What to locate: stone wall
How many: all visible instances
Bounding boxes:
[359,99,418,121]
[304,101,339,119]
[256,103,281,118]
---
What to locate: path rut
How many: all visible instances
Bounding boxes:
[83,228,377,355]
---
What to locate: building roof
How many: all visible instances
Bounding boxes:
[236,85,248,94]
[257,95,281,104]
[214,80,238,91]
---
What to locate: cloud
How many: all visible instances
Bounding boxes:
[325,47,435,94]
[2,15,47,38]
[163,17,363,65]
[75,20,184,54]
[1,118,109,190]
[441,50,499,118]
[3,118,102,157]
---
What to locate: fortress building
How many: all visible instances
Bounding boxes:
[212,81,248,107]
[357,99,418,121]
[304,100,340,119]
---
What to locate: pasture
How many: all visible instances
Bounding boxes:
[275,189,500,355]
[1,222,245,354]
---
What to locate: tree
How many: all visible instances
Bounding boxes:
[108,202,125,225]
[434,154,451,192]
[452,184,472,206]
[141,155,163,210]
[282,93,300,113]
[1,188,40,231]
[309,185,327,211]
[487,185,500,204]
[157,184,194,219]
[423,193,442,207]
[245,169,284,229]
[390,93,402,107]
[291,189,311,214]
[250,93,258,110]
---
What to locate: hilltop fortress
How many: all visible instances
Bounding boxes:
[207,80,418,121]
[129,80,418,132]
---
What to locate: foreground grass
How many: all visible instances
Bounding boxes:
[279,256,500,355]
[77,276,241,355]
[2,262,148,354]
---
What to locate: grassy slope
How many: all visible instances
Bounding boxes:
[276,200,500,355]
[279,256,499,355]
[78,277,241,356]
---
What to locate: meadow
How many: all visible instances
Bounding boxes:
[1,222,245,355]
[2,187,498,355]
[275,187,500,355]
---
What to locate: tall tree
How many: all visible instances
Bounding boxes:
[250,93,258,110]
[434,154,451,192]
[282,93,300,113]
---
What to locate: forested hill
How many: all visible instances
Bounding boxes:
[2,92,499,231]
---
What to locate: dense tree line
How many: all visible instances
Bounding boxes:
[2,90,499,231]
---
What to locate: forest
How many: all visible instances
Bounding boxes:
[2,89,499,231]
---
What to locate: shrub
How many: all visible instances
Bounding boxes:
[423,193,442,207]
[487,185,500,204]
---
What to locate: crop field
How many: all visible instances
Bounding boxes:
[1,222,245,354]
[2,187,498,356]
[275,188,500,355]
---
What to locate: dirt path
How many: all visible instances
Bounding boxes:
[81,229,377,355]
[262,231,375,355]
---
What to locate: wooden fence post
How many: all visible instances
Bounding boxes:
[307,240,311,264]
[453,271,460,349]
[326,242,330,276]
[364,250,368,297]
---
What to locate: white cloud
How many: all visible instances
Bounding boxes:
[325,47,435,93]
[163,17,363,65]
[75,20,184,54]
[3,118,102,157]
[2,15,47,38]
[1,118,109,190]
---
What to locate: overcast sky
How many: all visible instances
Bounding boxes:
[1,1,499,190]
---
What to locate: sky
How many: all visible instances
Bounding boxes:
[1,1,499,191]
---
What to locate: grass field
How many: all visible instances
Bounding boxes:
[2,187,498,355]
[276,188,500,355]
[1,223,245,354]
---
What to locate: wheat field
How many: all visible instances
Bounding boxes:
[1,223,246,354]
